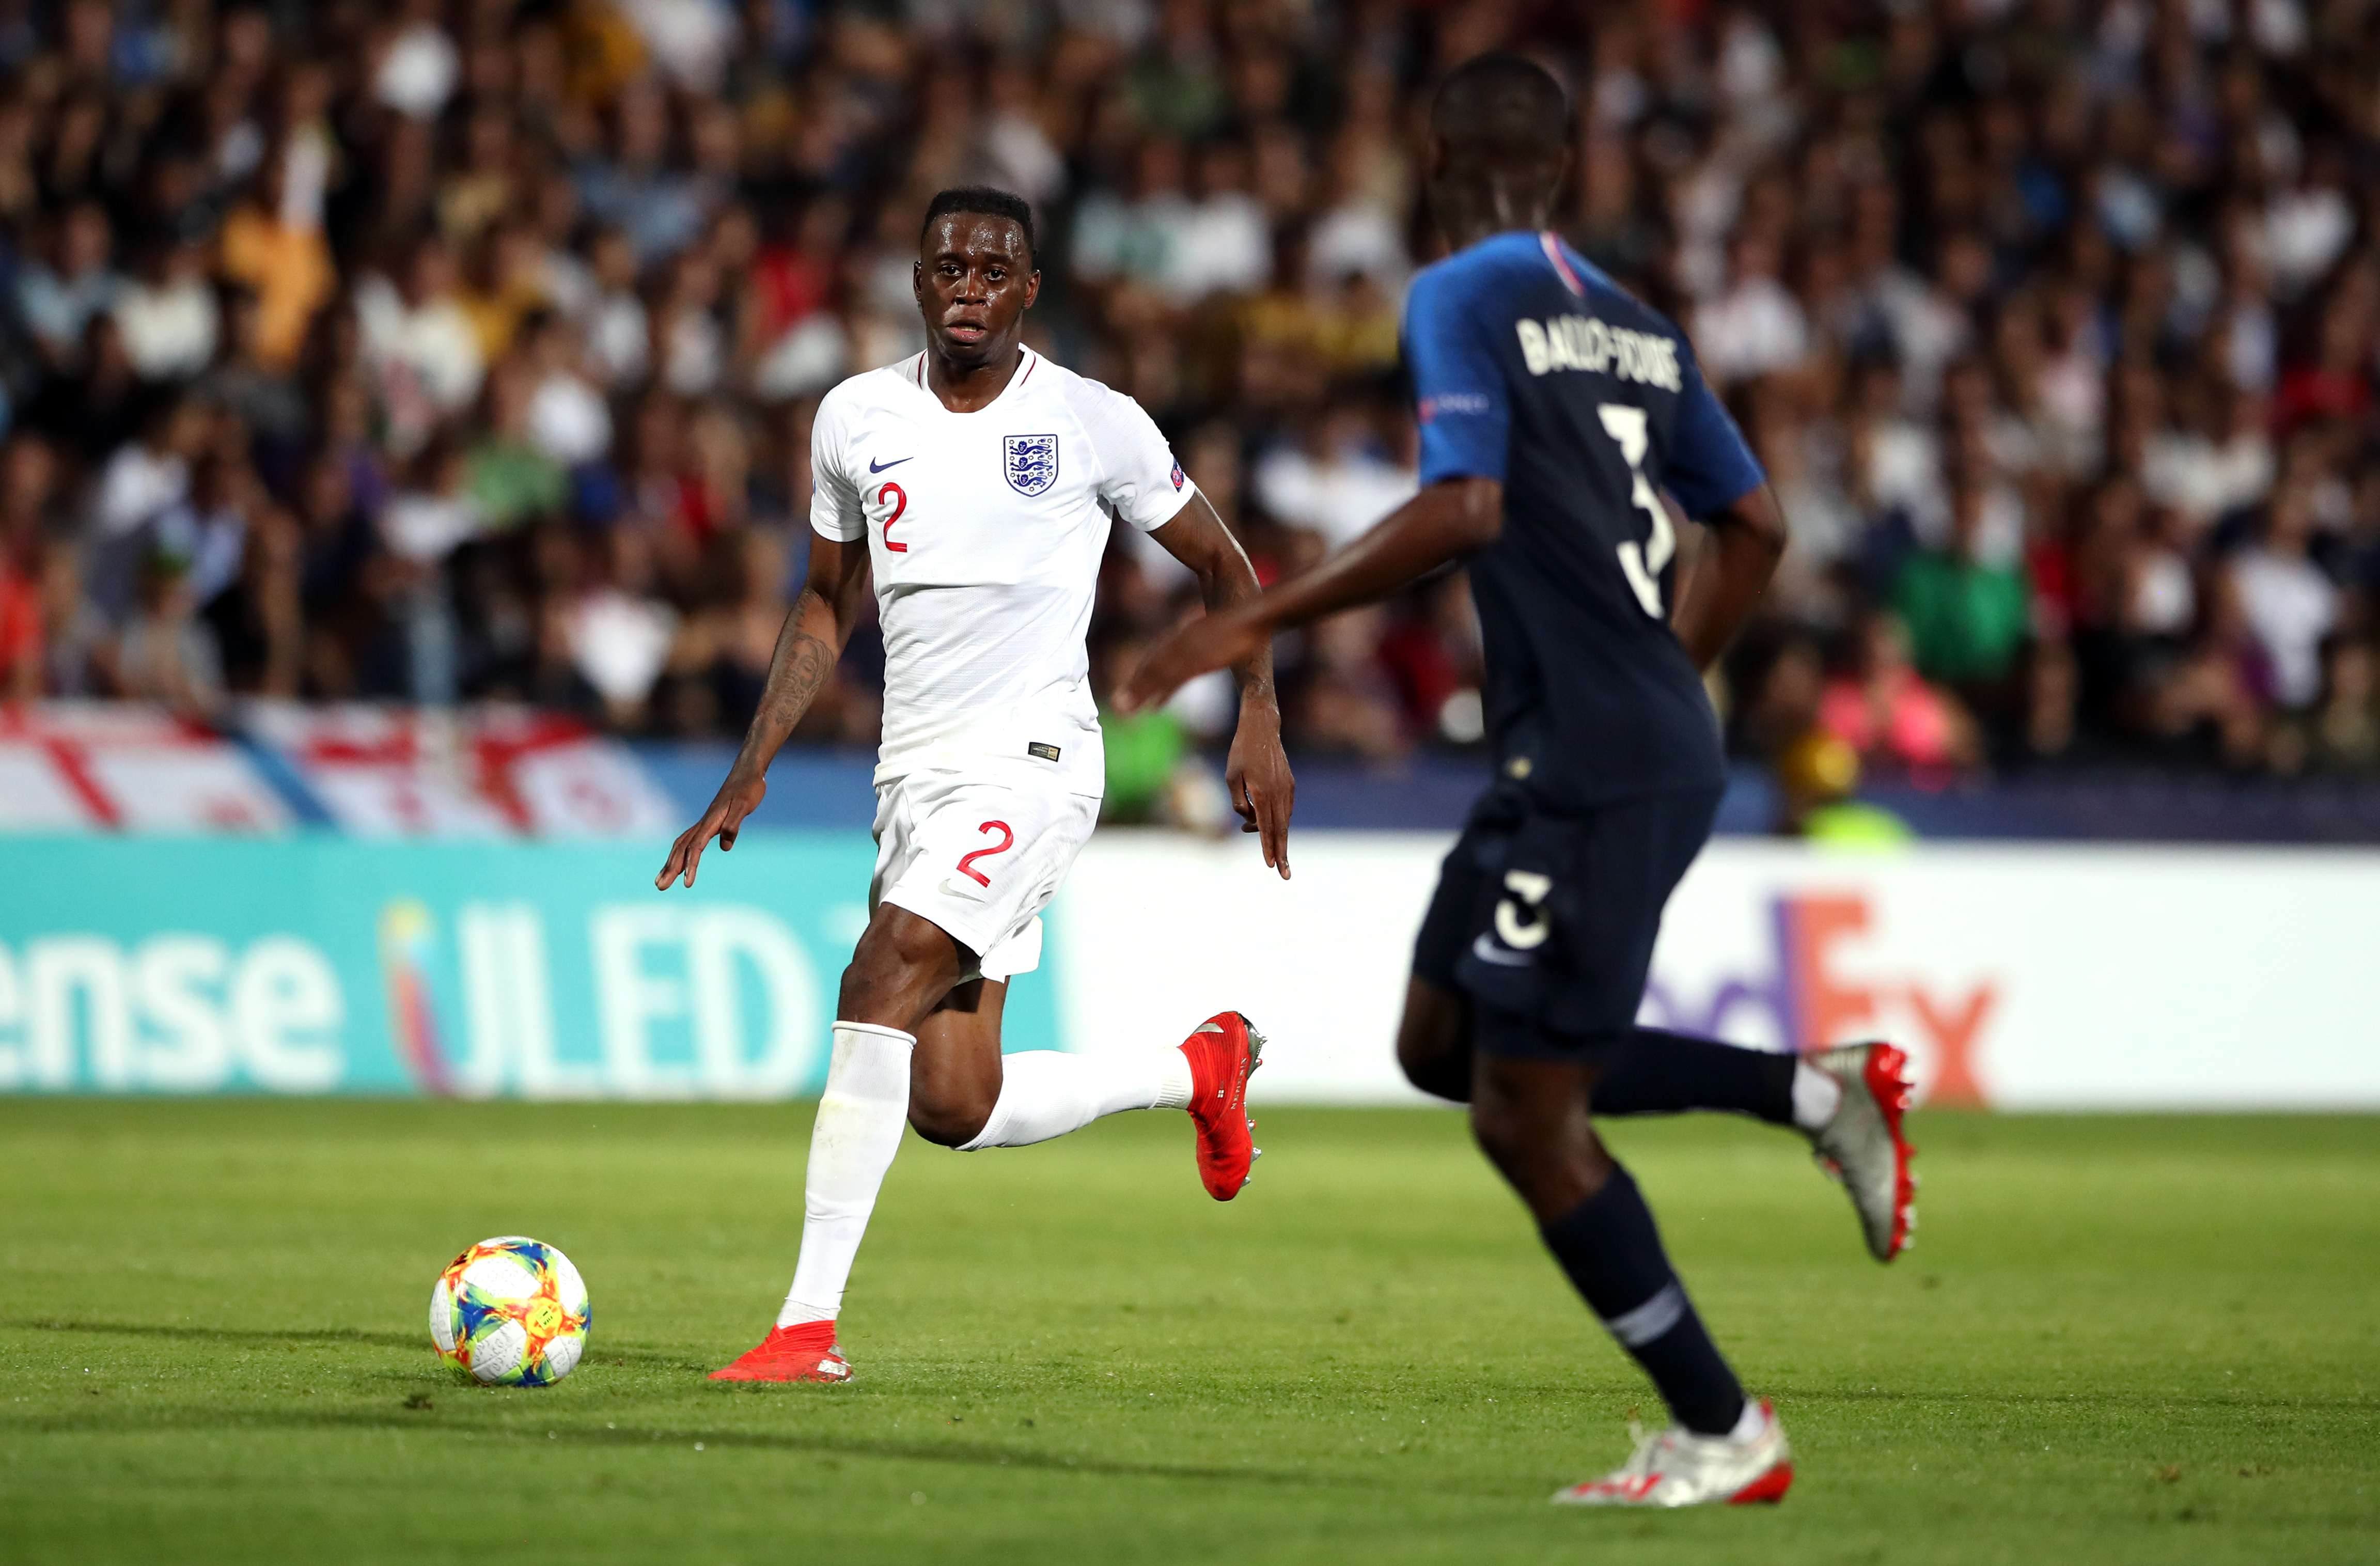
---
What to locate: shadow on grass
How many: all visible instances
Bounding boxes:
[0,1404,1382,1492]
[6,1319,422,1352]
[2,1319,709,1372]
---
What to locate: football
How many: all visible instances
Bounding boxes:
[428,1236,591,1387]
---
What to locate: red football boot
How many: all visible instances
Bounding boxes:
[1179,1011,1263,1200]
[707,1321,852,1383]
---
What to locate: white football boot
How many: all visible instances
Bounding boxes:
[1552,1399,1793,1508]
[1806,1041,1917,1262]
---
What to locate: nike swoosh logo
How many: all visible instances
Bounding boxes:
[938,878,984,899]
[1469,933,1532,967]
[869,456,913,473]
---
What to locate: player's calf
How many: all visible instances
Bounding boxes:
[906,978,1005,1147]
[1472,1047,1752,1447]
[1466,1048,1616,1222]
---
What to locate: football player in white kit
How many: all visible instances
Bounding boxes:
[656,187,1294,1384]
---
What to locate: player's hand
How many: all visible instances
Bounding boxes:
[655,771,769,890]
[1226,710,1294,880]
[1118,608,1270,714]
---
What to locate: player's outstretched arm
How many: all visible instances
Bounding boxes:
[656,537,871,890]
[1668,482,1788,674]
[1122,476,1502,713]
[1148,493,1296,878]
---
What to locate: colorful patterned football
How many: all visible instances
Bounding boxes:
[429,1236,591,1387]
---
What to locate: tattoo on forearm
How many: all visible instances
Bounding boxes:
[766,632,835,727]
[748,588,838,752]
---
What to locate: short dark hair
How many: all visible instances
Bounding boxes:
[919,186,1037,265]
[1431,53,1569,164]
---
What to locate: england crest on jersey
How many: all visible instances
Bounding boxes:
[1004,433,1059,497]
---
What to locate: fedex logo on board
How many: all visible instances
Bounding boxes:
[1641,890,1997,1106]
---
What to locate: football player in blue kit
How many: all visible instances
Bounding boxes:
[1126,53,1913,1507]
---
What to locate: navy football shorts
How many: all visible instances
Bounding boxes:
[1411,781,1723,1061]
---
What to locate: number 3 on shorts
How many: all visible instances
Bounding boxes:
[956,820,1014,886]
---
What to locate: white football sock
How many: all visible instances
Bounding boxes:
[956,1048,1194,1151]
[776,1022,917,1328]
[1790,1060,1845,1132]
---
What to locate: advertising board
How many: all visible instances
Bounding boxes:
[1056,835,2380,1110]
[6,832,2375,1108]
[0,836,1059,1098]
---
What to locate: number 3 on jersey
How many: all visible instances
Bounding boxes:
[1597,404,1674,617]
[875,481,909,553]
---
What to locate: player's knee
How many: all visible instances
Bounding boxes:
[1398,1035,1470,1102]
[838,915,952,1027]
[1395,980,1472,1102]
[835,964,902,1029]
[907,1088,993,1149]
[1466,1095,1532,1170]
[1467,1091,1616,1213]
[1396,1021,1469,1102]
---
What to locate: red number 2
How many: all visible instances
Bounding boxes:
[878,482,909,552]
[956,820,1013,886]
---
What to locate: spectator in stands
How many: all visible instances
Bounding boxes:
[578,225,651,392]
[1894,480,2033,693]
[205,501,302,699]
[113,542,223,714]
[2229,479,2340,713]
[1819,612,1979,777]
[1695,230,1807,389]
[1073,135,1197,297]
[216,147,337,374]
[82,394,213,623]
[16,199,120,371]
[464,356,566,533]
[1254,400,1417,555]
[355,231,482,456]
[114,230,220,383]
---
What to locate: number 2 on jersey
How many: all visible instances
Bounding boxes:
[877,482,909,553]
[1596,404,1674,618]
[956,820,1013,886]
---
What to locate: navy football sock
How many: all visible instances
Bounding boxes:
[1594,1029,1795,1125]
[1539,1165,1747,1436]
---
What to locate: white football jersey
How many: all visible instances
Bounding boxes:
[811,348,1197,794]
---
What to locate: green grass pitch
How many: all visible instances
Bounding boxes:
[3,1100,2375,1564]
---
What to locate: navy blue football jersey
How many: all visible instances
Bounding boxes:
[1404,230,1765,807]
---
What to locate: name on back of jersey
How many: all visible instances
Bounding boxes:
[1514,315,1682,390]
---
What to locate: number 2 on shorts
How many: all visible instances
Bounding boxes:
[956,820,1013,886]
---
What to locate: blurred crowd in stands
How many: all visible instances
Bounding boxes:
[4,0,2380,821]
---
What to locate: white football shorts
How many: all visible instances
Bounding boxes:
[870,766,1100,982]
